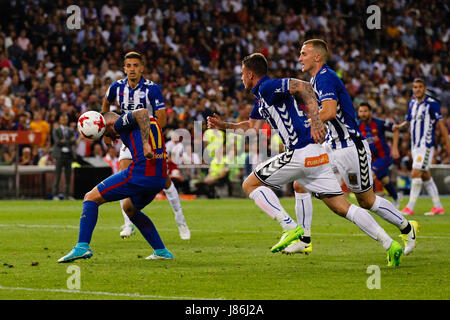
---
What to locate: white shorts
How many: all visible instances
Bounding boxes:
[118,143,132,162]
[412,146,434,171]
[328,139,373,194]
[253,144,343,198]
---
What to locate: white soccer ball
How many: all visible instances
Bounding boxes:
[77,111,106,140]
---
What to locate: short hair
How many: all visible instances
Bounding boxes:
[413,78,425,85]
[359,102,372,111]
[303,38,329,61]
[242,53,268,77]
[124,51,142,63]
[102,111,119,123]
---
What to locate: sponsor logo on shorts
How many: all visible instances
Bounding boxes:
[304,154,329,167]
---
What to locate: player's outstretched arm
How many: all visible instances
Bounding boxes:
[207,113,263,132]
[289,79,326,143]
[133,109,154,159]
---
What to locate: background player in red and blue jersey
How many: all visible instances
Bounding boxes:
[58,109,174,263]
[357,102,399,207]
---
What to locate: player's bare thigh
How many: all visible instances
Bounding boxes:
[411,168,431,180]
[293,181,307,193]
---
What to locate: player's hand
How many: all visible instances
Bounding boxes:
[143,143,154,160]
[391,147,400,160]
[308,118,326,144]
[392,124,400,131]
[103,135,113,148]
[207,113,224,130]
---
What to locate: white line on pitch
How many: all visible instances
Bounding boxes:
[0,285,221,300]
[0,223,449,239]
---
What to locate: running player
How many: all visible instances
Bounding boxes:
[208,53,403,266]
[357,102,399,207]
[287,39,417,256]
[392,78,450,216]
[102,52,190,240]
[58,109,174,262]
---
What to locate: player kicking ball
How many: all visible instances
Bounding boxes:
[209,53,403,266]
[58,109,174,262]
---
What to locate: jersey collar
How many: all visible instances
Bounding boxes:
[126,76,145,90]
[251,75,270,95]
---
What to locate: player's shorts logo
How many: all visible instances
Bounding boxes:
[348,172,358,185]
[305,153,329,167]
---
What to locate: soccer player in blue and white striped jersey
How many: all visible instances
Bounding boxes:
[392,78,450,216]
[102,52,190,240]
[208,53,404,265]
[297,39,418,255]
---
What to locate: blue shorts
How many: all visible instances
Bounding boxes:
[97,168,166,211]
[371,157,393,180]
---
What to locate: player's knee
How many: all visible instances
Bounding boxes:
[355,190,375,209]
[380,176,390,186]
[83,187,104,204]
[122,200,139,217]
[293,182,306,193]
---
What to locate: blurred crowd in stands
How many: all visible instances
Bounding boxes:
[0,0,448,196]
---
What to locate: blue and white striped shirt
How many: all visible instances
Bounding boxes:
[406,95,442,148]
[310,64,364,150]
[105,76,165,115]
[249,76,315,150]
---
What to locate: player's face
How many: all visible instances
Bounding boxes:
[241,65,254,90]
[124,58,144,81]
[358,106,371,122]
[299,44,316,74]
[412,82,426,99]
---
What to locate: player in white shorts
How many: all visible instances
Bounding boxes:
[392,78,450,216]
[288,39,418,257]
[102,51,190,240]
[208,53,403,266]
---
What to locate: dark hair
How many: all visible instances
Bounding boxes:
[413,78,425,85]
[242,53,268,77]
[359,102,372,111]
[124,51,142,63]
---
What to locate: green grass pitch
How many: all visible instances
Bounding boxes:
[0,197,448,300]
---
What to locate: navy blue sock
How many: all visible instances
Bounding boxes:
[384,182,398,201]
[78,200,99,244]
[130,212,165,250]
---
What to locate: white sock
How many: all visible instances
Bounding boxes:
[370,195,408,230]
[295,192,312,236]
[164,182,186,225]
[345,204,393,250]
[249,186,297,230]
[120,199,133,226]
[406,178,423,210]
[423,178,442,208]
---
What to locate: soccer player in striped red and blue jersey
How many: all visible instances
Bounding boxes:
[392,78,450,216]
[357,102,399,206]
[58,109,174,262]
[102,52,190,240]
